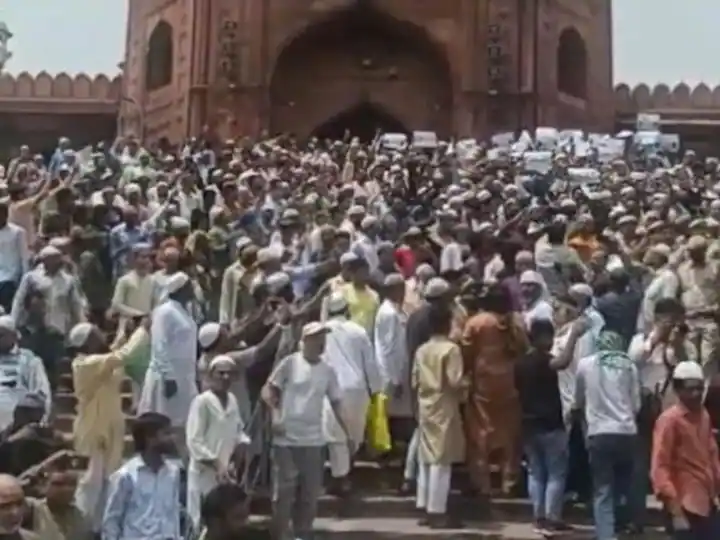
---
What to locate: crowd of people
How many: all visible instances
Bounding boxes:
[0,127,718,540]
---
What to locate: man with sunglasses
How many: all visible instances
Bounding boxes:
[651,361,720,539]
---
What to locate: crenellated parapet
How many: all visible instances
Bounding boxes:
[0,72,121,101]
[615,83,720,113]
[0,72,122,115]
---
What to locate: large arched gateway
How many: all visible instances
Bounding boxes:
[269,5,453,139]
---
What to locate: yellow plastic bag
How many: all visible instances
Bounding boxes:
[366,392,392,453]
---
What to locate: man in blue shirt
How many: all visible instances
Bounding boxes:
[102,412,182,540]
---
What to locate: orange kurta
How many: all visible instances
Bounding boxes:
[461,311,528,494]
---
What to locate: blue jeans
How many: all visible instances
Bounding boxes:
[587,434,637,540]
[523,429,569,521]
[627,429,652,527]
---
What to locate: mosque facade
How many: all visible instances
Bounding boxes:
[0,1,718,157]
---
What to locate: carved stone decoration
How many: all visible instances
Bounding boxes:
[218,19,240,87]
[0,22,13,73]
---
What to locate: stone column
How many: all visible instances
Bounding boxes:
[0,22,12,72]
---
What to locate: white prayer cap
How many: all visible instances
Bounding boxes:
[301,321,330,339]
[165,272,190,294]
[569,283,593,298]
[326,291,348,314]
[527,222,543,235]
[688,235,708,250]
[475,221,494,233]
[49,236,71,248]
[376,241,394,253]
[415,263,436,280]
[256,247,279,265]
[605,254,625,272]
[266,272,291,294]
[125,183,141,195]
[383,273,405,287]
[68,322,94,348]
[235,236,253,252]
[647,243,672,258]
[0,315,15,332]
[198,322,222,349]
[38,245,62,259]
[519,270,544,286]
[208,354,235,371]
[476,190,492,203]
[209,206,224,221]
[423,277,450,299]
[339,251,359,265]
[515,250,534,264]
[360,215,378,229]
[169,216,191,229]
[348,205,365,216]
[672,360,704,381]
[281,208,300,221]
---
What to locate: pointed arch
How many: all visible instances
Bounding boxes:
[557,27,587,100]
[146,20,174,91]
[269,5,453,136]
[313,102,407,142]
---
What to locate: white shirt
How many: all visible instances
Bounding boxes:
[268,352,341,447]
[637,268,680,333]
[187,390,250,472]
[440,242,463,273]
[523,298,554,329]
[552,320,599,426]
[575,351,641,437]
[0,224,29,283]
[627,332,692,392]
[325,317,383,394]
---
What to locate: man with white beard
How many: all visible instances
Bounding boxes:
[322,292,383,496]
[138,271,198,458]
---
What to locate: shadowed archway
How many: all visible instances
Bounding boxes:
[269,5,453,137]
[557,27,588,100]
[312,102,407,142]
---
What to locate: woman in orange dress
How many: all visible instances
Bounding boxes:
[462,282,529,497]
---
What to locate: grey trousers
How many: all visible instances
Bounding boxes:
[271,445,324,540]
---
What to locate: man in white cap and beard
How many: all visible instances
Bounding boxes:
[186,354,251,532]
[651,360,720,538]
[138,271,199,459]
[11,245,85,337]
[0,315,50,434]
[69,320,148,535]
[323,291,383,496]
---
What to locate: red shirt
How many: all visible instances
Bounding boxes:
[651,403,720,516]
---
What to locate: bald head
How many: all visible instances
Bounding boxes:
[0,474,24,534]
[0,474,21,492]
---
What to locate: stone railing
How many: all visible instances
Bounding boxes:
[0,72,122,101]
[615,83,720,113]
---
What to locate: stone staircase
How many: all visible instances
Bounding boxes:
[52,361,669,539]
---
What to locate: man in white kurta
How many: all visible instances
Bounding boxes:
[322,292,383,492]
[373,274,412,427]
[186,355,250,531]
[138,271,199,457]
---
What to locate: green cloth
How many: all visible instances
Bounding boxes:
[122,328,151,384]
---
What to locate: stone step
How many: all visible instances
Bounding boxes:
[244,517,667,540]
[249,490,665,527]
